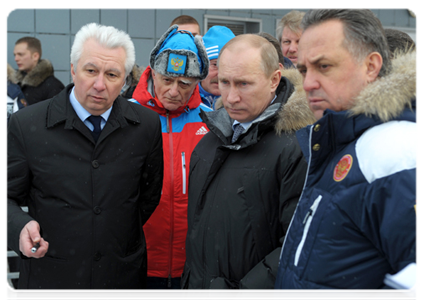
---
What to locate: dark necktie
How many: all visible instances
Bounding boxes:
[87,115,103,142]
[232,124,244,143]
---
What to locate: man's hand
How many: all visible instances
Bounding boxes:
[19,220,49,258]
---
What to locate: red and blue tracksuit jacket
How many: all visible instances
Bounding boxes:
[131,66,212,280]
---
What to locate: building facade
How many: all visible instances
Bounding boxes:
[7,8,417,87]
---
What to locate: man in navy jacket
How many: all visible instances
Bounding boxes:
[275,9,416,289]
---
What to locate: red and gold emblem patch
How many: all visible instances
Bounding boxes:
[333,154,353,182]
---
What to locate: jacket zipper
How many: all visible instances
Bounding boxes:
[278,125,316,267]
[294,195,322,266]
[166,111,170,133]
[181,152,186,195]
[167,111,174,285]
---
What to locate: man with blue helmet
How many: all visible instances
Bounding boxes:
[198,26,235,109]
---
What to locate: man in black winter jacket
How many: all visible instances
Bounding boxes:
[182,34,315,289]
[13,36,64,105]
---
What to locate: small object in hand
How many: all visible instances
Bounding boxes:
[31,243,40,253]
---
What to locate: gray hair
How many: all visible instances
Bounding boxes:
[70,23,135,77]
[301,9,391,77]
[276,10,305,43]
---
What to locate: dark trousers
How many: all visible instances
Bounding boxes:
[147,277,181,289]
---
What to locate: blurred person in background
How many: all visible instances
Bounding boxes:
[170,15,201,36]
[258,32,295,69]
[276,10,305,67]
[7,63,27,122]
[198,25,235,109]
[13,36,64,105]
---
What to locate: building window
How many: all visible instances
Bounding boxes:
[204,15,262,36]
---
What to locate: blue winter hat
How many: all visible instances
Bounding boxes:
[150,25,209,80]
[202,26,235,60]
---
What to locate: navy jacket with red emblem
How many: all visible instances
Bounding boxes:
[131,66,212,279]
[275,52,416,289]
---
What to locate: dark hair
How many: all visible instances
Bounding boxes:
[257,32,284,66]
[15,36,42,58]
[302,9,391,77]
[384,28,415,57]
[170,15,200,33]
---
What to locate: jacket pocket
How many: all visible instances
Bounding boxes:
[278,189,333,281]
[294,194,322,267]
[41,254,68,263]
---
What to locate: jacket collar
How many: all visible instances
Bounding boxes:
[46,84,141,140]
[200,80,289,149]
[201,103,283,150]
[15,59,55,87]
[131,66,202,117]
[349,51,416,122]
[201,69,316,149]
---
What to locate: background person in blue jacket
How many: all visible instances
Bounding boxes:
[198,25,235,109]
[7,63,27,122]
[275,9,416,289]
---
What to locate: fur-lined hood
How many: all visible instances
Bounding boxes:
[15,59,55,88]
[125,64,145,88]
[274,67,316,134]
[349,51,416,122]
[130,64,145,85]
[7,63,18,83]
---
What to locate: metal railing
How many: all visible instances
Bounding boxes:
[7,251,19,276]
[7,206,27,288]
